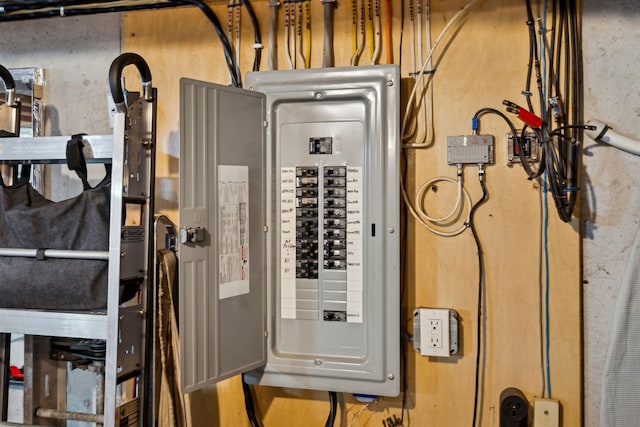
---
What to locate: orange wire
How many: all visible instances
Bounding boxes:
[384,0,392,64]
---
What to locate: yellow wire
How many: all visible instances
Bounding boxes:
[305,0,311,69]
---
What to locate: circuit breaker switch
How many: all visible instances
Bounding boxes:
[309,137,333,154]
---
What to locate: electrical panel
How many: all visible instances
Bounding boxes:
[179,65,400,397]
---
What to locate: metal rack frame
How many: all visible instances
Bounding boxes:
[0,107,155,426]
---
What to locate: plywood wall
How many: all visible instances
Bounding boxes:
[123,1,581,425]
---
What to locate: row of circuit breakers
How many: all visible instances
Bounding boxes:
[295,165,350,281]
[178,65,400,396]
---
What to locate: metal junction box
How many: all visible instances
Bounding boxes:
[179,65,400,397]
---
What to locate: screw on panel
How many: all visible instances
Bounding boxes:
[388,227,395,233]
[314,359,323,366]
[387,374,395,380]
[387,80,394,87]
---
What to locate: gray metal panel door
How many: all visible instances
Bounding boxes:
[179,78,266,393]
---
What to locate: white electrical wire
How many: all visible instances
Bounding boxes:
[351,0,367,65]
[413,0,434,147]
[403,0,435,148]
[283,1,295,69]
[401,171,471,238]
[416,166,464,223]
[408,0,416,74]
[402,0,481,148]
[347,402,374,427]
[371,0,382,64]
[416,0,423,69]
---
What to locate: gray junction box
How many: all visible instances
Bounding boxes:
[179,65,400,397]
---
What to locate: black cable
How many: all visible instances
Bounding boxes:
[175,0,241,87]
[0,1,183,21]
[400,137,409,425]
[242,373,262,427]
[473,107,544,179]
[325,391,338,427]
[0,0,241,89]
[243,0,263,72]
[548,0,558,104]
[567,0,582,217]
[468,169,489,427]
[523,0,538,113]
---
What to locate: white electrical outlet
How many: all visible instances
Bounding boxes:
[413,308,458,357]
[429,319,443,348]
[533,397,560,427]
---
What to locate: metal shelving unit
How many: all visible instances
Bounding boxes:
[0,84,156,426]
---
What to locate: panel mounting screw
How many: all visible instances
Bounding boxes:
[388,227,395,233]
[387,374,395,380]
[314,359,323,366]
[387,80,394,87]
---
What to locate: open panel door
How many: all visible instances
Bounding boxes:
[179,79,266,392]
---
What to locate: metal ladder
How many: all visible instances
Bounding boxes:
[0,57,156,426]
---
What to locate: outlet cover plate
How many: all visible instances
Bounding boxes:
[533,397,560,427]
[413,308,458,357]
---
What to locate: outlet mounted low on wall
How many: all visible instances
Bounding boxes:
[500,387,529,427]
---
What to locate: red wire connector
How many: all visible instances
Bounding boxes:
[503,100,543,129]
[9,365,23,381]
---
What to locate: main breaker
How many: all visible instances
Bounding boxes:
[178,66,400,396]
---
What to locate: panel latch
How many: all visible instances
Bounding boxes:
[179,227,205,244]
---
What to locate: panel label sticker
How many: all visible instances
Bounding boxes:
[346,166,363,323]
[218,165,250,300]
[280,166,297,318]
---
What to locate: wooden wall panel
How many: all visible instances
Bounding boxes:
[124,1,581,425]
